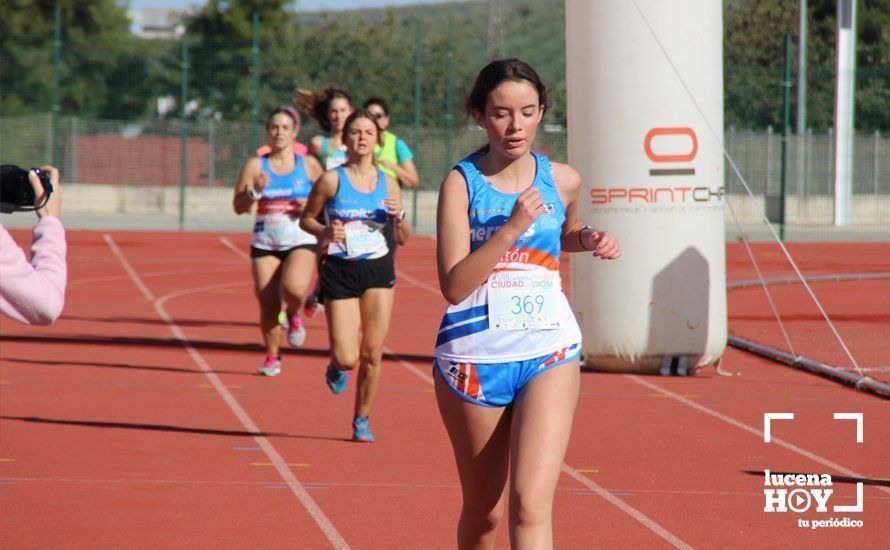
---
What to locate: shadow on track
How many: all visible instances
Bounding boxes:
[0,334,435,364]
[0,415,353,443]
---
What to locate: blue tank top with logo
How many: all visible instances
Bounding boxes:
[252,155,316,250]
[434,151,581,363]
[324,166,390,261]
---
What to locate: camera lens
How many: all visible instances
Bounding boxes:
[0,165,38,213]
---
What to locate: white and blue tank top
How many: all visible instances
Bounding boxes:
[434,152,582,363]
[252,155,317,251]
[324,166,390,261]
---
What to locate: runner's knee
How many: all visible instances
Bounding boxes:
[359,345,383,367]
[332,349,359,370]
[510,488,551,528]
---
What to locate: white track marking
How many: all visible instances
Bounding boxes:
[104,234,349,549]
[626,374,889,496]
[561,464,693,549]
[218,236,248,259]
[103,234,155,301]
[382,346,434,385]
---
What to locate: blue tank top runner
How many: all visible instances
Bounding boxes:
[252,154,316,250]
[434,151,582,364]
[324,166,390,261]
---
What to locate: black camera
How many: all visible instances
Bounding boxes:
[1,164,54,214]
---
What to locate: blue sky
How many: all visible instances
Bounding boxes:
[128,0,452,12]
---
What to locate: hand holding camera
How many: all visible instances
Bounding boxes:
[0,164,62,217]
[31,166,61,218]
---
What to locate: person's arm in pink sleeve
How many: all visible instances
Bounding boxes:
[0,166,67,325]
[0,218,67,325]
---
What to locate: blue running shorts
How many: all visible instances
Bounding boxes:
[433,343,581,407]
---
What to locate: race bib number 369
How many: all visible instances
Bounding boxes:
[488,270,562,330]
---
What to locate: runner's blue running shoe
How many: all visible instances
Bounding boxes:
[325,364,347,394]
[352,416,375,443]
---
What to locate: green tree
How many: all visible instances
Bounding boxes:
[724,0,889,131]
[0,0,169,119]
[185,0,298,120]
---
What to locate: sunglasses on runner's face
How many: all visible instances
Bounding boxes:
[370,112,386,120]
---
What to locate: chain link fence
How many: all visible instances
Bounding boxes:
[2,113,887,238]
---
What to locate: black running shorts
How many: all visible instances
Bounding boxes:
[320,254,395,301]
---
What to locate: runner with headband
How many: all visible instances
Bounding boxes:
[233,107,323,377]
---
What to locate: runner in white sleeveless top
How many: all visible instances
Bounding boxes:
[233,108,323,377]
[435,59,621,548]
[301,109,410,443]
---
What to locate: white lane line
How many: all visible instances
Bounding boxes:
[382,346,434,385]
[395,269,441,296]
[561,464,692,549]
[625,374,890,496]
[395,265,692,549]
[218,236,246,259]
[103,234,155,301]
[104,234,349,549]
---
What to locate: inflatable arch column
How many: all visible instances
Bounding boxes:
[566,0,727,374]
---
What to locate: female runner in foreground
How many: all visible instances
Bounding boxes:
[434,59,621,548]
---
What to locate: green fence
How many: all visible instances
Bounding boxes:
[2,113,888,238]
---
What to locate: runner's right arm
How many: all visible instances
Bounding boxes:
[436,170,542,305]
[232,157,265,215]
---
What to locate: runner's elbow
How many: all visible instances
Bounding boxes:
[441,283,467,305]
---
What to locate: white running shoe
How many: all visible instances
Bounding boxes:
[258,354,282,377]
[287,314,306,347]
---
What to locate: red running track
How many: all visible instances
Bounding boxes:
[1,231,888,548]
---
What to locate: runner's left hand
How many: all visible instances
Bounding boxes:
[585,230,621,260]
[384,196,402,218]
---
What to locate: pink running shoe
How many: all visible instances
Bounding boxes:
[303,292,323,318]
[258,354,281,377]
[287,314,306,347]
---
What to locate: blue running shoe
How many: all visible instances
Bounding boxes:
[352,416,375,443]
[325,364,347,394]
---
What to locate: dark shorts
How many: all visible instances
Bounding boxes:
[321,254,395,301]
[250,244,317,260]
